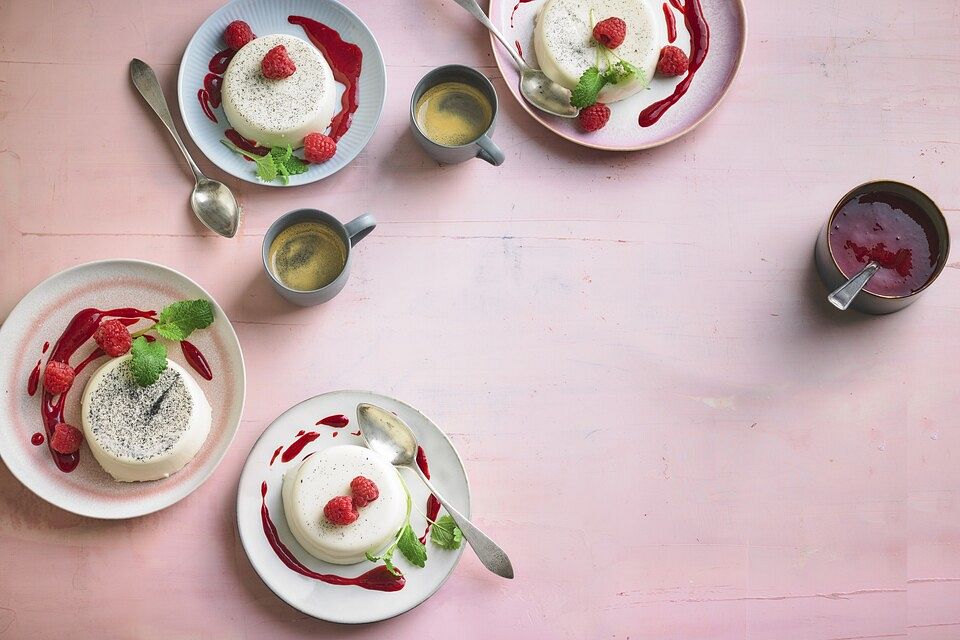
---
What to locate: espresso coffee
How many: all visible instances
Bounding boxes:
[414,81,493,147]
[267,221,347,292]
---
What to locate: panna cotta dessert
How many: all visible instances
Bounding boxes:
[282,445,406,565]
[534,0,664,103]
[222,33,337,148]
[80,356,212,482]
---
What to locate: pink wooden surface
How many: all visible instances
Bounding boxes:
[1,0,959,637]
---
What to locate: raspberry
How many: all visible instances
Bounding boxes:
[593,17,627,49]
[93,320,132,357]
[350,476,380,508]
[578,103,611,132]
[324,496,358,525]
[43,361,75,395]
[657,45,690,76]
[303,132,337,163]
[50,423,83,454]
[261,45,296,79]
[224,20,255,51]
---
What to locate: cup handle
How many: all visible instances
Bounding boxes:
[344,213,376,246]
[476,135,505,166]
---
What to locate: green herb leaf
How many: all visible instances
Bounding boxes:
[396,524,427,568]
[254,155,278,182]
[270,145,293,164]
[281,154,309,176]
[383,556,401,577]
[129,336,167,386]
[430,515,463,550]
[571,66,607,108]
[154,299,215,342]
[604,60,638,85]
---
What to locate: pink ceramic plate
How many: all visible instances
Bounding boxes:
[488,0,746,150]
[0,260,245,519]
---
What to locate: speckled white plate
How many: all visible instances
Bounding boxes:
[489,0,746,150]
[237,391,469,624]
[177,0,386,186]
[0,260,245,519]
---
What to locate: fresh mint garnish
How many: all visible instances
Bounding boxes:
[126,299,216,387]
[129,337,167,386]
[430,515,463,550]
[397,524,427,567]
[154,299,214,341]
[221,140,310,184]
[363,474,462,576]
[572,66,606,109]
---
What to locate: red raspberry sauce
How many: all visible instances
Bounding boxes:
[829,191,940,297]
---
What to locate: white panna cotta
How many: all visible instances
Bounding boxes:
[282,445,407,565]
[222,33,337,148]
[534,0,664,103]
[81,356,212,482]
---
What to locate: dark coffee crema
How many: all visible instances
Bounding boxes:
[829,190,941,297]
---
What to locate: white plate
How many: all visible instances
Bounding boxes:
[0,260,246,519]
[237,391,469,624]
[177,0,386,186]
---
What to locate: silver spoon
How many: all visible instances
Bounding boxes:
[828,261,880,310]
[129,59,241,238]
[356,403,515,579]
[450,0,578,118]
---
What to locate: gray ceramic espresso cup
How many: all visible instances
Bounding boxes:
[262,209,376,306]
[814,180,950,315]
[410,65,505,166]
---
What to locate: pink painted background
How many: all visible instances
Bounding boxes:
[1,0,959,638]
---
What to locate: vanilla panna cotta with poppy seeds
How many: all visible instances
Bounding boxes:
[282,445,407,565]
[222,33,337,148]
[80,356,212,482]
[534,0,664,103]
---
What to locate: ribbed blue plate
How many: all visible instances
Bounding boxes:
[177,0,385,186]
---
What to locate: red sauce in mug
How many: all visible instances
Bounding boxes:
[829,191,941,297]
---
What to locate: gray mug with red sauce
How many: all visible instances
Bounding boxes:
[815,180,950,314]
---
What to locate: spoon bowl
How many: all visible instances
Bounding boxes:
[191,178,241,238]
[357,403,515,579]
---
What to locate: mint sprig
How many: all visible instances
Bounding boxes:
[154,299,215,341]
[129,337,167,386]
[221,140,310,185]
[430,515,463,550]
[127,299,216,387]
[363,474,462,576]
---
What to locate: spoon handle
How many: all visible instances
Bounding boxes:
[412,465,514,579]
[828,261,881,310]
[129,59,203,181]
[450,0,527,70]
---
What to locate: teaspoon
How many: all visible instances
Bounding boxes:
[356,403,515,579]
[130,59,242,238]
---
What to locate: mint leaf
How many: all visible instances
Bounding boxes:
[270,145,293,164]
[571,66,606,108]
[129,337,167,386]
[396,524,426,568]
[430,515,463,550]
[254,155,277,182]
[605,60,637,85]
[281,154,309,176]
[383,556,401,577]
[154,299,214,342]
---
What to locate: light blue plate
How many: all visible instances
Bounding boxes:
[177,0,385,187]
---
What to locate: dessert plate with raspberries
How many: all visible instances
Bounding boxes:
[177,0,386,186]
[0,260,245,518]
[236,391,470,623]
[490,0,746,150]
